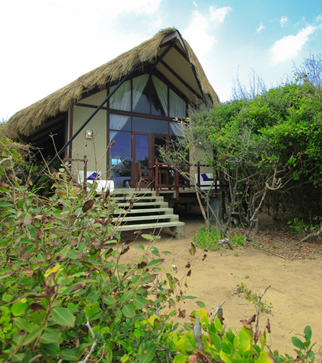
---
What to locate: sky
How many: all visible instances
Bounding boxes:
[1,0,322,121]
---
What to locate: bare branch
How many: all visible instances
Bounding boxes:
[77,317,97,363]
[211,301,226,321]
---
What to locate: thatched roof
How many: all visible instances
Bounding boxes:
[0,123,31,157]
[8,28,219,137]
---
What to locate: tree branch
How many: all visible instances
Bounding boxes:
[77,317,97,363]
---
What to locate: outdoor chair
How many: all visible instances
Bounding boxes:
[135,162,154,190]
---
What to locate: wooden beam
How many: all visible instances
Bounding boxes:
[159,59,202,100]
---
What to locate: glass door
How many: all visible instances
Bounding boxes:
[132,133,153,187]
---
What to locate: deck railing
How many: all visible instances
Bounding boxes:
[153,159,220,199]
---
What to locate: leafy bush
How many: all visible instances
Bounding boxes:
[193,225,221,250]
[0,155,319,362]
[232,234,245,247]
[0,166,183,362]
[172,308,317,363]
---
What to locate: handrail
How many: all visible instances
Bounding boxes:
[153,159,220,199]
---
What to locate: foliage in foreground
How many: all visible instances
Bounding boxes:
[0,161,183,362]
[0,148,320,362]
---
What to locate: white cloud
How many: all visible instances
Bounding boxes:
[257,24,265,33]
[183,10,217,61]
[209,6,232,23]
[280,16,288,26]
[271,26,316,64]
[193,1,198,7]
[316,15,322,22]
[60,0,162,18]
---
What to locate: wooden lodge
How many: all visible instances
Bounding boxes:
[7,28,222,239]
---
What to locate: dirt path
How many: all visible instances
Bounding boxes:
[119,212,322,356]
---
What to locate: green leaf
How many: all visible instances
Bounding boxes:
[196,301,205,308]
[36,252,46,262]
[133,296,149,309]
[220,351,234,363]
[22,326,44,346]
[52,308,75,327]
[139,345,157,363]
[176,332,196,353]
[103,296,116,305]
[256,351,274,363]
[78,242,86,251]
[304,325,312,341]
[122,304,135,318]
[58,245,71,260]
[146,259,164,268]
[68,249,81,259]
[86,291,100,303]
[84,301,100,320]
[162,250,172,254]
[292,336,305,350]
[61,348,77,361]
[39,328,63,344]
[172,353,189,363]
[150,246,159,255]
[2,292,13,302]
[0,202,12,207]
[40,343,60,357]
[181,295,196,300]
[11,301,27,316]
[121,354,129,362]
[120,290,133,305]
[14,317,35,333]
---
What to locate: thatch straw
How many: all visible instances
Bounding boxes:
[0,122,31,157]
[8,28,219,137]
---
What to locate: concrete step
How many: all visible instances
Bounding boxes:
[116,201,168,208]
[112,190,156,197]
[116,221,185,239]
[111,190,184,239]
[111,196,164,202]
[115,207,173,215]
[114,214,179,223]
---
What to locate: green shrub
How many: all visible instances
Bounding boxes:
[193,225,221,250]
[0,167,182,362]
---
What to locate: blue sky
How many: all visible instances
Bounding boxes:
[1,0,321,121]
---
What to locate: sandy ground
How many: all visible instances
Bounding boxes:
[119,211,322,357]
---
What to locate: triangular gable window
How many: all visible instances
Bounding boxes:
[109,74,186,119]
[133,75,167,116]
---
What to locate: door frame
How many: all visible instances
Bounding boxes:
[131,132,169,187]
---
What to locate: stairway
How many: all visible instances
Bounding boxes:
[110,190,185,240]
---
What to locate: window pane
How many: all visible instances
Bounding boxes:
[154,136,167,162]
[110,114,131,131]
[109,80,131,111]
[170,121,185,137]
[133,75,150,114]
[110,169,132,188]
[169,89,186,118]
[133,117,168,134]
[109,131,131,169]
[135,134,149,169]
[152,76,168,116]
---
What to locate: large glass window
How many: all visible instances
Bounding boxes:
[170,121,185,137]
[109,74,186,119]
[169,89,186,118]
[133,75,150,114]
[133,117,168,134]
[110,114,131,131]
[109,131,131,169]
[110,80,131,111]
